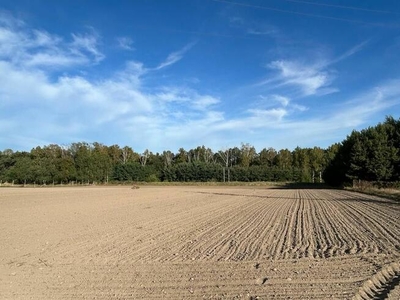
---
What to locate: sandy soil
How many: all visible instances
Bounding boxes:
[0,186,399,299]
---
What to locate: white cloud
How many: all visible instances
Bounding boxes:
[121,61,146,84]
[24,52,87,67]
[272,94,290,106]
[116,36,134,51]
[229,15,279,38]
[257,42,368,99]
[155,42,196,70]
[247,108,287,120]
[257,94,306,115]
[0,11,25,29]
[32,29,61,47]
[153,87,219,111]
[291,104,308,112]
[193,95,220,111]
[247,28,276,35]
[229,17,245,25]
[267,60,334,96]
[70,31,104,63]
[328,80,400,128]
[329,40,369,65]
[0,15,103,68]
[154,88,188,103]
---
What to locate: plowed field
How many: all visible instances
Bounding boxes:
[1,186,399,299]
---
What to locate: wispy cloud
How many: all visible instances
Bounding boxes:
[257,94,306,113]
[257,41,368,98]
[70,30,104,63]
[271,94,290,106]
[247,108,287,120]
[154,87,220,111]
[116,36,134,51]
[155,42,196,70]
[229,16,245,26]
[0,11,24,27]
[328,40,370,66]
[265,60,334,96]
[247,27,278,36]
[0,15,103,68]
[228,14,279,37]
[329,80,400,127]
[193,95,220,111]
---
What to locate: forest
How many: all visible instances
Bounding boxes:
[0,116,399,186]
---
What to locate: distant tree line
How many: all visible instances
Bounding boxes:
[0,116,399,186]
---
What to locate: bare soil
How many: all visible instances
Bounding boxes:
[1,186,399,299]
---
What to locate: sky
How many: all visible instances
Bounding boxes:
[1,0,400,154]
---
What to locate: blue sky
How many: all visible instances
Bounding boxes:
[1,0,399,153]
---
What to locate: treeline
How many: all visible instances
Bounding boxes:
[323,116,400,187]
[0,116,399,186]
[0,142,329,184]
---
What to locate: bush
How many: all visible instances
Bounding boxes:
[146,174,159,182]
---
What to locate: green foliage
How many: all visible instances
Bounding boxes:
[164,162,222,182]
[6,156,33,184]
[146,174,160,182]
[2,116,397,186]
[323,116,400,186]
[258,147,277,167]
[112,162,156,182]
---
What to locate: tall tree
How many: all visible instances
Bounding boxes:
[308,147,325,182]
[162,150,174,168]
[240,143,257,168]
[174,148,188,164]
[140,149,150,166]
[274,149,292,169]
[258,147,277,167]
